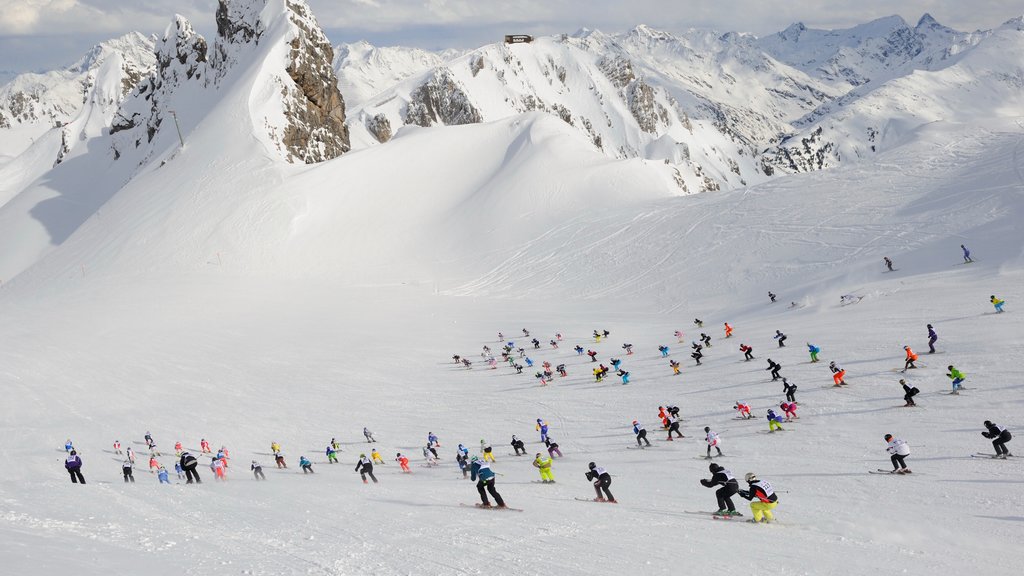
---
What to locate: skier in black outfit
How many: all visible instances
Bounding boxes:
[899,379,919,407]
[251,460,266,480]
[768,291,776,303]
[691,342,703,366]
[700,333,712,348]
[884,257,894,271]
[700,463,740,516]
[511,435,526,456]
[694,318,703,328]
[179,451,201,484]
[982,421,1013,458]
[782,378,797,403]
[766,359,782,381]
[585,462,615,502]
[774,330,787,347]
[531,338,540,349]
[122,459,135,483]
[355,454,378,483]
[632,421,652,447]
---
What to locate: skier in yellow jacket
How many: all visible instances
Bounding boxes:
[533,453,555,483]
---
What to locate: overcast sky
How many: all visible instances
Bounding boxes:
[0,0,1019,76]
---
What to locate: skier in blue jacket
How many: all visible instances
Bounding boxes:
[470,456,506,508]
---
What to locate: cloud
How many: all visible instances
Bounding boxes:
[0,0,79,34]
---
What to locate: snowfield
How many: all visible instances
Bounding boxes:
[0,2,1023,575]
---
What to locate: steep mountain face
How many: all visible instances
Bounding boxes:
[0,33,155,162]
[333,41,463,108]
[760,19,1023,174]
[110,0,349,168]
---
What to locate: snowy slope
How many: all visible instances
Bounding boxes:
[333,41,464,108]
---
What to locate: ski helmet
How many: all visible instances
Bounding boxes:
[927,324,933,328]
[708,463,719,473]
[948,365,954,370]
[884,434,893,441]
[70,450,76,455]
[588,462,596,470]
[470,455,478,462]
[704,426,710,432]
[745,473,757,483]
[360,453,365,458]
[984,421,993,427]
[632,420,638,425]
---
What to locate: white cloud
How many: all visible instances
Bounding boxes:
[0,0,79,34]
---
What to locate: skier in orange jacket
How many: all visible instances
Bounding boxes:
[396,453,411,472]
[724,323,733,338]
[902,346,918,372]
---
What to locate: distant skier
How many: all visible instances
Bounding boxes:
[587,350,598,362]
[774,330,787,347]
[113,440,122,454]
[522,328,530,337]
[174,461,184,480]
[927,324,938,354]
[126,446,136,464]
[807,343,820,362]
[982,421,1013,458]
[990,295,1005,313]
[961,244,973,263]
[396,453,410,473]
[779,402,798,421]
[531,338,540,349]
[666,415,683,440]
[457,443,469,457]
[556,363,567,377]
[428,432,440,448]
[783,378,798,403]
[470,455,506,508]
[740,343,754,361]
[768,291,777,303]
[622,343,633,355]
[947,365,966,394]
[766,409,785,432]
[884,434,911,473]
[899,379,919,407]
[326,445,339,464]
[371,449,384,465]
[674,330,685,343]
[355,454,378,483]
[610,358,622,370]
[157,466,170,484]
[632,420,652,447]
[658,345,670,358]
[511,435,526,456]
[691,342,703,366]
[574,345,584,356]
[549,339,558,349]
[704,427,723,458]
[617,369,631,384]
[884,257,894,272]
[251,460,266,480]
[211,456,226,481]
[456,453,469,478]
[481,439,495,462]
[64,450,85,484]
[299,456,314,474]
[829,361,847,386]
[179,451,200,483]
[670,359,681,375]
[694,318,703,328]
[545,437,563,458]
[585,462,615,502]
[593,330,602,342]
[765,359,782,381]
[533,453,555,483]
[64,438,74,453]
[734,402,753,420]
[701,333,712,348]
[700,463,740,516]
[739,472,778,523]
[422,445,438,466]
[902,346,918,372]
[274,451,287,469]
[724,322,733,338]
[363,427,376,443]
[122,459,135,483]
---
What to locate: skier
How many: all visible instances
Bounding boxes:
[330,438,342,452]
[585,462,615,502]
[174,441,183,456]
[674,330,685,343]
[545,436,563,458]
[422,445,438,466]
[149,454,160,473]
[396,453,411,473]
[514,363,523,374]
[299,456,314,474]
[179,451,200,484]
[739,473,778,523]
[632,420,652,447]
[144,431,154,449]
[533,453,555,483]
[701,333,712,348]
[113,440,121,454]
[658,345,670,358]
[363,427,376,443]
[64,450,85,484]
[522,328,530,337]
[694,318,703,328]
[453,354,461,364]
[670,359,681,375]
[666,414,683,440]
[481,439,495,462]
[668,405,681,419]
[691,342,703,366]
[462,358,472,368]
[326,444,338,464]
[549,339,558,349]
[902,346,918,372]
[990,295,1005,313]
[593,330,602,343]
[556,364,567,377]
[780,401,799,421]
[774,330,787,347]
[428,432,440,448]
[899,379,919,407]
[211,456,226,481]
[768,291,777,303]
[829,361,847,386]
[531,338,540,349]
[947,365,966,394]
[64,439,74,453]
[783,378,798,403]
[593,366,603,382]
[457,443,469,457]
[355,454,378,483]
[622,343,633,355]
[536,418,550,442]
[174,461,184,480]
[497,332,503,342]
[587,350,598,362]
[470,455,506,508]
[556,332,562,341]
[274,451,287,469]
[704,427,723,458]
[270,441,282,454]
[740,343,754,361]
[724,323,733,338]
[126,446,136,464]
[371,449,384,465]
[617,369,631,385]
[765,358,782,381]
[807,343,820,363]
[884,257,894,272]
[884,434,911,473]
[122,459,135,483]
[734,402,752,420]
[961,244,973,263]
[251,460,266,480]
[511,435,526,456]
[574,345,585,356]
[610,357,622,370]
[456,452,469,478]
[982,421,1013,458]
[927,324,938,354]
[157,466,170,484]
[602,329,611,339]
[766,409,785,432]
[700,463,740,516]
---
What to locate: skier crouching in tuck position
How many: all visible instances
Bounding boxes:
[739,472,778,523]
[700,463,740,516]
[982,421,1013,458]
[900,379,919,407]
[586,462,615,502]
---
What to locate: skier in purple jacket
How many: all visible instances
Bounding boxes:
[65,450,85,484]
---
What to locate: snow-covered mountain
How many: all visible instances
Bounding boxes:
[333,40,465,108]
[0,32,155,163]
